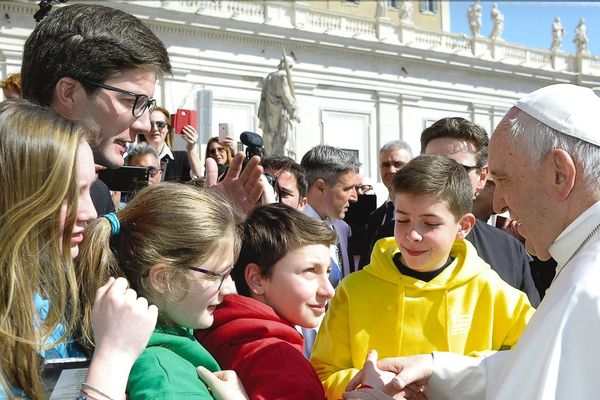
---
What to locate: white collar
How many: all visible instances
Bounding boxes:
[158,144,174,161]
[549,200,600,273]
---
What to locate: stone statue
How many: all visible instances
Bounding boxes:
[399,1,413,24]
[467,0,482,36]
[376,0,387,19]
[258,56,300,157]
[489,3,503,40]
[551,17,564,51]
[574,18,589,54]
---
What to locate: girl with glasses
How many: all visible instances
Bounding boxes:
[137,106,203,182]
[0,101,157,400]
[76,183,249,399]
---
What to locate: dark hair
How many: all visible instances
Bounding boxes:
[392,155,473,219]
[232,203,337,297]
[420,117,489,166]
[300,145,361,188]
[21,4,172,106]
[262,155,308,199]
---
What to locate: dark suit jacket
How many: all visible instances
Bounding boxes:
[366,218,541,306]
[332,219,355,276]
[162,150,192,182]
[358,202,389,269]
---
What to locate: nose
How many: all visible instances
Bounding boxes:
[407,228,422,242]
[131,109,152,139]
[319,273,335,300]
[349,186,358,203]
[492,186,508,215]
[79,190,98,224]
[219,275,237,296]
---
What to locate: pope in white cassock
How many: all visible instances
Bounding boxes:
[343,84,600,400]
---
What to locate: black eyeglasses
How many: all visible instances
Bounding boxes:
[82,80,156,118]
[461,164,481,173]
[147,166,162,178]
[355,184,373,193]
[183,265,233,290]
[150,120,167,129]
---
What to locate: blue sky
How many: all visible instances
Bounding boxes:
[449,1,600,55]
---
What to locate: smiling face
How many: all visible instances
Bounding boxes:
[73,68,157,169]
[58,140,98,259]
[157,240,235,329]
[394,192,468,272]
[144,110,169,150]
[253,244,334,328]
[489,115,556,260]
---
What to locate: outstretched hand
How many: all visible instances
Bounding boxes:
[206,152,263,213]
[377,354,432,399]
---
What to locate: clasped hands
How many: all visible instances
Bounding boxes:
[342,350,433,400]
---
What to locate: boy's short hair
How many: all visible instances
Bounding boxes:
[262,155,308,199]
[21,4,171,106]
[420,117,489,166]
[233,203,338,297]
[392,155,473,219]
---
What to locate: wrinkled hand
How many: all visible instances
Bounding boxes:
[377,354,432,399]
[197,366,249,400]
[181,125,199,152]
[92,277,158,365]
[206,152,263,213]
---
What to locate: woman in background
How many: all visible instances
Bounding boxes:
[139,106,202,181]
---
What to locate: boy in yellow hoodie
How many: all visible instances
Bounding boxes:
[310,155,535,400]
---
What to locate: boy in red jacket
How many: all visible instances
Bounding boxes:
[195,203,337,399]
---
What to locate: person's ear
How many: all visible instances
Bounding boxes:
[51,77,86,118]
[549,149,576,200]
[298,196,308,210]
[147,264,169,294]
[244,263,266,297]
[315,179,327,194]
[457,213,476,239]
[475,165,489,194]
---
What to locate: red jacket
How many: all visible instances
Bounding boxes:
[195,294,326,400]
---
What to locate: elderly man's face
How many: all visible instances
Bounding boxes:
[488,112,555,260]
[380,148,411,192]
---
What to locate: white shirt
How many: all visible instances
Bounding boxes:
[427,200,600,400]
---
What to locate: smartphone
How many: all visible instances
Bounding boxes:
[98,166,149,192]
[218,123,230,141]
[172,109,198,135]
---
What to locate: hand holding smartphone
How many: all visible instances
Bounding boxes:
[172,109,197,135]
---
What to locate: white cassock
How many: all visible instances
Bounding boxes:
[426,200,600,400]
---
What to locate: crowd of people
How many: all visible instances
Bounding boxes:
[1,3,599,400]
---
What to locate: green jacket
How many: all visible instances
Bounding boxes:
[127,324,220,400]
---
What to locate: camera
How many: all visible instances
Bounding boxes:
[238,131,279,202]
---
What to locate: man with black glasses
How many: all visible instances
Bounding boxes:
[21,3,263,215]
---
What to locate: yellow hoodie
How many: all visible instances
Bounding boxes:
[310,237,535,400]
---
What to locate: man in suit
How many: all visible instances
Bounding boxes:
[359,140,413,268]
[301,145,360,287]
[300,144,360,358]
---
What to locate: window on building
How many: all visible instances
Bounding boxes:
[420,0,438,14]
[388,0,399,8]
[343,0,360,4]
